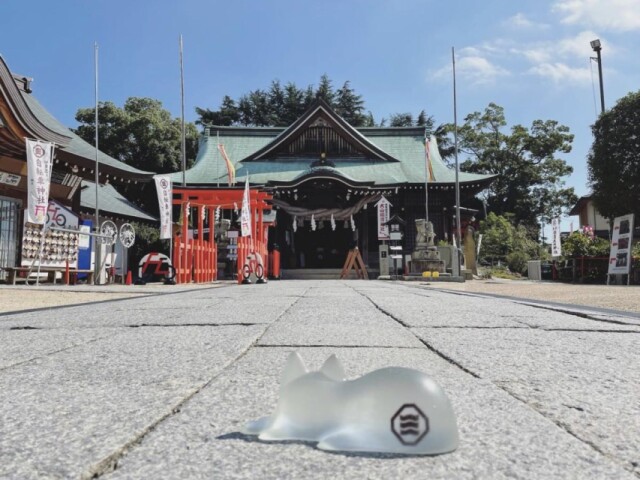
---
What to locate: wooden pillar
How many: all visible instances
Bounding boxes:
[197,205,204,283]
[182,202,189,284]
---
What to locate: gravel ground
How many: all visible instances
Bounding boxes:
[414,279,640,313]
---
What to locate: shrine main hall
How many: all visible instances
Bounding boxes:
[171,100,495,272]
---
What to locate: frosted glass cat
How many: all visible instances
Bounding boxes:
[242,352,459,455]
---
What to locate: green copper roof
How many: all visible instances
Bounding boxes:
[80,181,156,222]
[172,128,494,187]
[171,100,494,188]
[20,93,153,178]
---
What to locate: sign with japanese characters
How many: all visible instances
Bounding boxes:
[26,139,54,224]
[0,171,21,186]
[375,196,391,240]
[551,218,561,257]
[608,214,634,275]
[154,175,173,239]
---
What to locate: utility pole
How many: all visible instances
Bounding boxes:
[590,39,605,113]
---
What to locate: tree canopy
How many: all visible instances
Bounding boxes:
[196,75,374,127]
[447,103,577,231]
[588,90,640,220]
[74,97,199,174]
[74,97,199,212]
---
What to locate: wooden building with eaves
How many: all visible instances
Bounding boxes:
[0,55,155,278]
[170,100,496,271]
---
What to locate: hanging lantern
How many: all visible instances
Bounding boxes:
[186,202,191,217]
[293,216,297,232]
[202,206,206,221]
[215,206,221,222]
[331,214,336,231]
[350,215,355,231]
[311,214,316,231]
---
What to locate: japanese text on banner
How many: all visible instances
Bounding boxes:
[154,175,173,239]
[26,139,54,224]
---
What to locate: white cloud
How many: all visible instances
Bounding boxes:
[503,13,550,29]
[527,62,592,83]
[553,0,640,31]
[430,55,510,85]
[513,30,607,64]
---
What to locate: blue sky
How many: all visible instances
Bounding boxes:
[2,0,639,228]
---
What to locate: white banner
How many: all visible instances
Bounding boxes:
[551,218,562,257]
[26,139,54,224]
[241,177,252,237]
[154,175,173,239]
[375,196,391,240]
[608,214,634,275]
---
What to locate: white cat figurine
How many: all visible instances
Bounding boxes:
[242,352,459,455]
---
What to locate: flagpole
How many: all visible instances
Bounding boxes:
[180,34,186,187]
[424,130,429,223]
[94,42,101,285]
[216,130,220,188]
[452,46,461,250]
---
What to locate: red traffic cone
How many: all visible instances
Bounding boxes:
[126,270,132,285]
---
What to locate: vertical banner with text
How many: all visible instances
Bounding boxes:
[551,218,562,257]
[26,139,54,224]
[154,175,173,239]
[375,196,391,240]
[608,214,634,275]
[241,177,252,237]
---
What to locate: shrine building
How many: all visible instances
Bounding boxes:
[171,100,496,273]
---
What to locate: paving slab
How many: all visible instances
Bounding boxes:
[0,292,300,329]
[0,325,267,480]
[0,327,120,370]
[257,295,423,348]
[353,284,640,331]
[413,327,640,475]
[104,347,634,480]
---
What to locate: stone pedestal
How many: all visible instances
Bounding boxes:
[410,219,445,274]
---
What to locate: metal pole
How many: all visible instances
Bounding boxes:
[424,131,429,223]
[596,48,605,113]
[94,42,101,284]
[180,35,186,187]
[452,47,461,250]
[94,43,100,231]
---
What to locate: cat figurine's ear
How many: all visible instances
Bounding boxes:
[280,352,308,386]
[319,354,345,381]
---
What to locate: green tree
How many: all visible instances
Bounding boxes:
[480,212,544,273]
[334,81,365,126]
[75,97,198,173]
[448,103,577,230]
[588,90,640,220]
[195,75,374,127]
[389,113,414,127]
[74,97,199,212]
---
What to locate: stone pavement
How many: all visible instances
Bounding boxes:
[0,280,638,479]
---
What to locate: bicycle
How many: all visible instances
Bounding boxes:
[45,204,67,227]
[138,252,176,283]
[242,251,265,284]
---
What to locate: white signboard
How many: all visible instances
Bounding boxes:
[154,175,173,239]
[241,177,252,237]
[0,171,21,186]
[26,139,54,224]
[551,218,562,257]
[608,214,634,275]
[375,196,391,240]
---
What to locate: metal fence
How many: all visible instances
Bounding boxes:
[0,198,21,281]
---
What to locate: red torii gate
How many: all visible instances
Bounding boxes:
[172,187,273,284]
